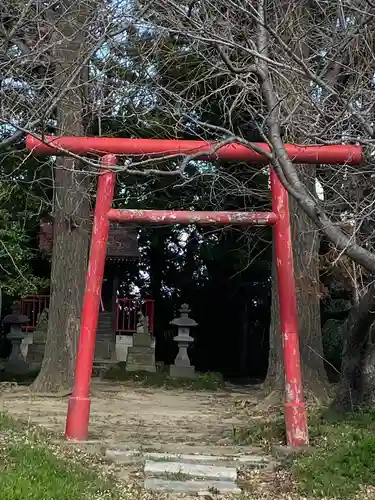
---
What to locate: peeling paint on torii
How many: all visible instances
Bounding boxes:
[26,135,363,165]
[25,135,364,448]
[107,209,278,226]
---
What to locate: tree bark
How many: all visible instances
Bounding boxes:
[328,284,375,414]
[32,2,91,392]
[265,166,329,402]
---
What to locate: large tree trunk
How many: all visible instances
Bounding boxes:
[265,166,329,402]
[328,284,375,414]
[32,2,91,392]
[253,0,375,412]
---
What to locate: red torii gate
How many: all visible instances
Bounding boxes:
[26,135,363,447]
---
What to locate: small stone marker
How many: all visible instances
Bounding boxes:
[126,312,156,372]
[169,304,197,379]
[27,308,48,368]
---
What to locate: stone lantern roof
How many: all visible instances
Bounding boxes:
[170,304,198,328]
[3,301,29,325]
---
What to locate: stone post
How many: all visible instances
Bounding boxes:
[26,308,48,369]
[3,301,30,375]
[169,304,197,379]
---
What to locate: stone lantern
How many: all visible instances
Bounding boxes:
[3,301,30,375]
[169,304,197,379]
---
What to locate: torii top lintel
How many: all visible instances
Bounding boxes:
[25,135,363,165]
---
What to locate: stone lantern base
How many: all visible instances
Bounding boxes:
[3,301,32,376]
[5,338,31,375]
[169,364,195,379]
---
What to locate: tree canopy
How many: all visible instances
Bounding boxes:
[0,0,375,405]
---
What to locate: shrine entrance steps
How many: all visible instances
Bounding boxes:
[94,312,115,360]
[1,380,276,495]
[104,447,276,494]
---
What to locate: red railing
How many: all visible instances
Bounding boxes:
[20,294,155,335]
[20,294,50,332]
[116,298,155,335]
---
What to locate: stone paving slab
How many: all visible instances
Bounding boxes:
[146,452,269,465]
[105,443,266,455]
[105,448,275,470]
[144,478,241,494]
[144,460,237,481]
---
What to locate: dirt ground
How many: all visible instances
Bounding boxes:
[2,381,373,500]
[0,381,317,499]
[0,379,262,453]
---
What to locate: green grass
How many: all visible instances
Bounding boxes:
[296,410,375,498]
[0,413,118,500]
[231,409,287,446]
[104,362,224,390]
[232,407,375,499]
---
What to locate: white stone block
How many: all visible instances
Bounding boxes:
[20,332,33,359]
[144,460,237,481]
[115,335,133,361]
[115,335,156,362]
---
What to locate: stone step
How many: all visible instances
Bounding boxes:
[144,478,241,494]
[96,331,114,337]
[127,346,154,355]
[105,449,275,471]
[93,359,117,376]
[94,358,118,364]
[98,317,113,324]
[106,443,267,455]
[144,460,237,481]
[126,364,156,373]
[94,359,118,367]
[95,340,112,347]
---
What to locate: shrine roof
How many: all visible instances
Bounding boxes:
[38,218,140,261]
